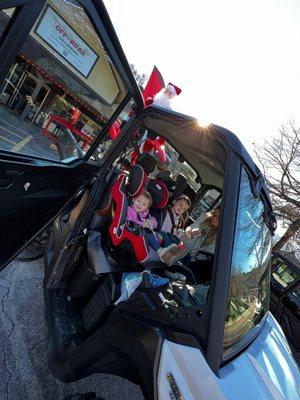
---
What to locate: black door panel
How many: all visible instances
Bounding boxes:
[282,292,300,318]
[278,281,300,351]
[269,292,279,315]
[0,157,98,269]
[280,307,300,351]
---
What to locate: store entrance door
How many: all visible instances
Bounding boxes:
[0,63,26,106]
[15,74,50,122]
[12,74,37,115]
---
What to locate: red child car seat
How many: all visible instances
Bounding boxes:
[109,164,168,264]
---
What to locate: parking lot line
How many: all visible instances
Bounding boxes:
[0,117,32,136]
[0,134,17,145]
[0,123,25,139]
[12,135,32,152]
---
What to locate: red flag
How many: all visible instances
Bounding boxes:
[142,66,165,104]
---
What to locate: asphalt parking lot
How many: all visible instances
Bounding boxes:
[0,105,59,160]
[0,258,144,400]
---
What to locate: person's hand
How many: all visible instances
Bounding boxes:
[191,228,201,238]
[185,227,200,239]
[143,220,153,229]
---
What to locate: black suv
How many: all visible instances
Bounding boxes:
[270,251,300,362]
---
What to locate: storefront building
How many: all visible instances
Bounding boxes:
[0,1,128,157]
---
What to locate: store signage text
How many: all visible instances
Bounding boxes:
[35,6,98,78]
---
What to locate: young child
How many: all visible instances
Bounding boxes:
[161,194,191,237]
[144,194,191,265]
[126,191,157,231]
[126,192,191,266]
[126,191,165,260]
[157,194,191,265]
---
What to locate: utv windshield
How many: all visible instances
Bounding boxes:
[223,167,272,359]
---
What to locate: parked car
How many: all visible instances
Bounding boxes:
[0,1,299,400]
[271,251,300,363]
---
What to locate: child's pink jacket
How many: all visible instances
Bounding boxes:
[126,206,157,229]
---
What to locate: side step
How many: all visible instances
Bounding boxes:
[83,274,120,333]
[48,288,85,358]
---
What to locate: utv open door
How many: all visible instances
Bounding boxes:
[0,0,143,269]
[1,2,300,400]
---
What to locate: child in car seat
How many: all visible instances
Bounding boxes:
[126,191,158,232]
[141,194,191,266]
[157,194,191,265]
[126,192,191,266]
[126,191,169,260]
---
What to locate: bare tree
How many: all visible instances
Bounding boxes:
[254,122,300,252]
[129,64,147,87]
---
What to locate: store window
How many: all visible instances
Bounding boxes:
[0,8,15,41]
[0,1,128,162]
[91,101,136,162]
[273,265,298,289]
[223,168,272,359]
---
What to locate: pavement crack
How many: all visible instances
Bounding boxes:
[0,266,16,400]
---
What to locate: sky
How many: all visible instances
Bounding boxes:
[104,0,300,155]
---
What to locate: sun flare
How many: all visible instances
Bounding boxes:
[197,118,211,128]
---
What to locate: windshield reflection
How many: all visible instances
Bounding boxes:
[223,168,272,356]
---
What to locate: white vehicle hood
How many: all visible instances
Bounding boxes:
[219,313,300,400]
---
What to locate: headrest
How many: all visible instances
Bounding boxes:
[155,170,176,192]
[171,174,187,201]
[135,152,157,174]
[184,183,196,205]
[126,164,148,197]
[147,179,169,209]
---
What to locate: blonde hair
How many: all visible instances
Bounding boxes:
[136,190,153,208]
[201,208,220,245]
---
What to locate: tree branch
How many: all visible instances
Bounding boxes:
[272,218,300,252]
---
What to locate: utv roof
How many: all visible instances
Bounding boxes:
[143,105,259,174]
[141,105,268,191]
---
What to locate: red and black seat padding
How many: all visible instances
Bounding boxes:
[96,163,148,216]
[109,164,168,263]
[147,178,169,209]
[126,164,148,197]
[152,174,198,230]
